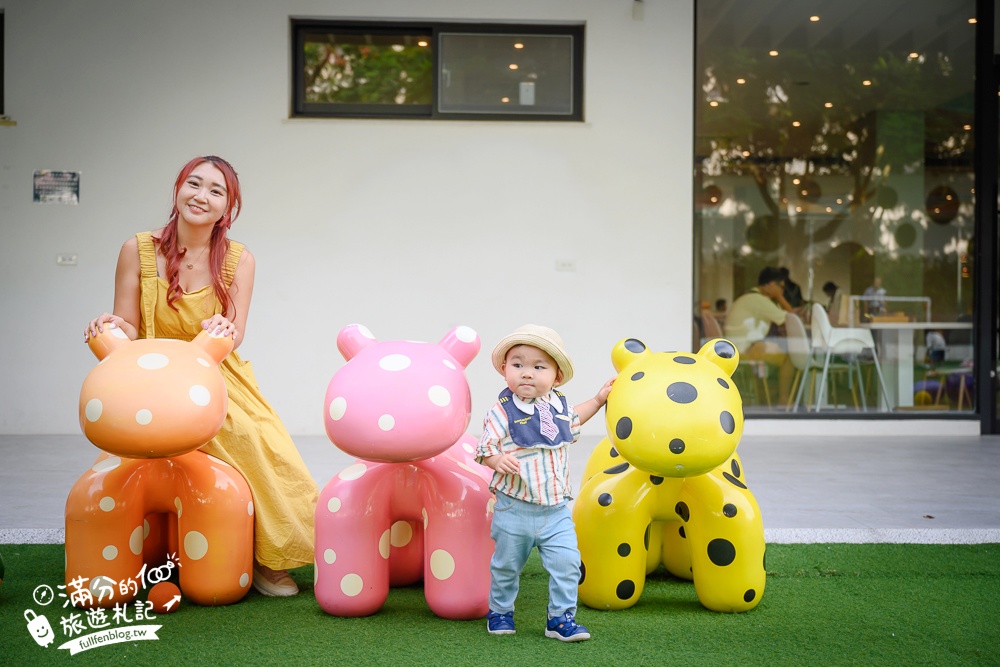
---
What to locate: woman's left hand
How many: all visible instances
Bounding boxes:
[202,315,239,342]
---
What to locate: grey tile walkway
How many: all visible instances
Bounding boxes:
[2,433,998,544]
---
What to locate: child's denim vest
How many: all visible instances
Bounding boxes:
[498,388,573,449]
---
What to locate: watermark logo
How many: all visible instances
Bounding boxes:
[22,554,180,655]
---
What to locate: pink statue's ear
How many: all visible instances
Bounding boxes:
[192,329,235,365]
[438,326,480,369]
[337,324,378,362]
[88,324,132,361]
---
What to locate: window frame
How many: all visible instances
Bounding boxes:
[290,19,585,121]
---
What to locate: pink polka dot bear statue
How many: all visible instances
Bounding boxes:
[66,325,254,608]
[317,324,494,619]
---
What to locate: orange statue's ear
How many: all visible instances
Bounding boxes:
[87,324,132,361]
[192,329,235,365]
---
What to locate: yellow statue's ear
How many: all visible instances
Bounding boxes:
[87,324,132,361]
[611,338,650,373]
[698,338,740,377]
[192,329,235,365]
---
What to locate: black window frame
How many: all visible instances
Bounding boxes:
[291,19,585,121]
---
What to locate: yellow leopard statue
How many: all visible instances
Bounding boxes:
[574,337,765,612]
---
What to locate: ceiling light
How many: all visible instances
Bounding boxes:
[514,42,524,49]
[417,40,428,47]
[968,17,977,24]
[710,101,719,107]
[736,78,746,84]
[824,102,833,108]
[909,52,919,59]
[769,50,779,57]
[509,64,519,70]
[792,121,801,127]
[809,15,820,22]
[862,80,872,86]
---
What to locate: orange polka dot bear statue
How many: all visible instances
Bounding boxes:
[65,324,254,608]
[573,338,765,613]
[316,324,494,620]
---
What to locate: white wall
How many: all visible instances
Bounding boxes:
[0,0,694,435]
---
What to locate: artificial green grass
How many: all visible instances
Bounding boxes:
[1,544,998,666]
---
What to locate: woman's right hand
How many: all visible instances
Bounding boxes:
[84,313,126,343]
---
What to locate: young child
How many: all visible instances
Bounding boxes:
[476,324,614,642]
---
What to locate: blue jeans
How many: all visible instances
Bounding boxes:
[488,492,580,619]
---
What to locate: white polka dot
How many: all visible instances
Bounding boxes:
[338,464,367,481]
[85,398,103,422]
[184,531,209,560]
[324,549,337,564]
[189,385,211,406]
[135,409,153,425]
[379,354,411,371]
[428,385,451,407]
[390,521,412,548]
[430,550,456,580]
[422,508,429,529]
[341,573,364,597]
[110,326,129,339]
[102,545,118,561]
[129,526,143,555]
[378,530,391,559]
[442,359,456,370]
[174,497,183,517]
[136,353,169,370]
[247,501,254,516]
[240,573,250,587]
[99,497,115,512]
[327,496,342,512]
[378,414,395,431]
[328,397,347,421]
[457,461,485,479]
[92,457,121,474]
[197,357,211,367]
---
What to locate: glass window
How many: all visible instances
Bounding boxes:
[694,0,977,416]
[292,20,583,121]
[439,33,576,115]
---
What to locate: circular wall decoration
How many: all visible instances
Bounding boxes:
[894,222,917,248]
[796,178,821,203]
[925,185,960,224]
[745,215,782,252]
[875,186,898,209]
[696,184,723,208]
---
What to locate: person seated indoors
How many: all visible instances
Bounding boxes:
[822,281,845,325]
[778,266,804,309]
[724,266,796,404]
[925,330,947,368]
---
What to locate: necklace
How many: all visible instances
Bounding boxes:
[184,245,208,270]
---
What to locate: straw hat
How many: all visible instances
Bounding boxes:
[491,324,574,386]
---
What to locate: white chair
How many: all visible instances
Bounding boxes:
[810,303,891,411]
[788,312,852,412]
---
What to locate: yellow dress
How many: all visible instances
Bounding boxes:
[135,232,317,570]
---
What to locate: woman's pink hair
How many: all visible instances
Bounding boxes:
[155,156,242,314]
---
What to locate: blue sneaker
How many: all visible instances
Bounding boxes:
[545,612,590,642]
[486,610,515,635]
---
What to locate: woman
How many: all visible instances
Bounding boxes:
[84,156,317,597]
